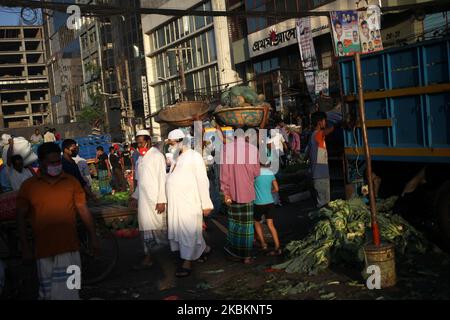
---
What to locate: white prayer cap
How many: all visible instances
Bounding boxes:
[136,129,150,137]
[168,129,185,141]
[151,135,162,142]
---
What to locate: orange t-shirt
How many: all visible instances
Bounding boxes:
[17,173,86,259]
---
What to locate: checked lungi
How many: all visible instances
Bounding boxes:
[36,251,81,300]
[224,202,254,259]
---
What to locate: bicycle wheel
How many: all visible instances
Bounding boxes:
[78,222,119,285]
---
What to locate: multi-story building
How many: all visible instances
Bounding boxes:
[43,1,84,124]
[77,0,122,140]
[0,25,51,129]
[141,0,241,136]
[108,0,147,131]
[228,0,438,117]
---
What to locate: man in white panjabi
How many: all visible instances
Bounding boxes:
[166,129,213,278]
[131,130,168,269]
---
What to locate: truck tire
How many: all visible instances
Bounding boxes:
[435,181,450,251]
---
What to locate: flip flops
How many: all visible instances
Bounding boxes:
[197,248,213,263]
[175,267,192,278]
[266,248,283,257]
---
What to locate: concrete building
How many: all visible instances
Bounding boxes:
[108,0,147,132]
[77,0,122,140]
[43,1,84,124]
[0,25,51,129]
[228,0,438,117]
[141,0,241,136]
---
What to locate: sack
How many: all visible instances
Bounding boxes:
[1,135,36,166]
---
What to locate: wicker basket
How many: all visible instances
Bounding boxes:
[156,101,210,127]
[213,105,270,128]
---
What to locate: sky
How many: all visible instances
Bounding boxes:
[0,7,43,26]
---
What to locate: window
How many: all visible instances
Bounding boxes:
[169,23,175,44]
[157,28,165,48]
[191,38,198,68]
[205,2,213,25]
[186,73,194,92]
[201,33,209,63]
[196,36,204,65]
[167,51,177,76]
[165,25,171,44]
[207,30,217,61]
[195,9,206,29]
[174,20,180,41]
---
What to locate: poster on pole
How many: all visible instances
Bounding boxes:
[358,9,383,54]
[315,70,329,96]
[330,11,361,56]
[296,17,318,101]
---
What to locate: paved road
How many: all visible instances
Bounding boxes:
[3,184,450,300]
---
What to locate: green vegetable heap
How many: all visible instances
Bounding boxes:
[274,197,432,275]
[218,86,266,109]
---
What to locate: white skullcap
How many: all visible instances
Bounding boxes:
[168,129,185,140]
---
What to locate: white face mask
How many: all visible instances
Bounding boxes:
[47,164,63,177]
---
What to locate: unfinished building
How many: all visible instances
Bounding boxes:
[0,26,50,129]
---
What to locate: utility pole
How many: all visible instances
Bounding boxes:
[124,59,135,138]
[115,61,129,142]
[278,69,284,120]
[355,52,380,247]
[175,46,187,101]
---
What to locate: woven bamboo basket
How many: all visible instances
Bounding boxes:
[213,104,270,128]
[156,101,210,127]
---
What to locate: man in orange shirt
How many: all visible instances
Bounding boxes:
[16,142,99,300]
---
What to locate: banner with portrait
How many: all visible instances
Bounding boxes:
[358,9,383,54]
[330,11,361,57]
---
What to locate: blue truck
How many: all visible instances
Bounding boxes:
[339,36,450,249]
[56,134,112,163]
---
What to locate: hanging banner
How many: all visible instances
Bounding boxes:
[315,70,329,96]
[296,17,318,101]
[141,75,151,128]
[358,9,383,53]
[330,11,361,56]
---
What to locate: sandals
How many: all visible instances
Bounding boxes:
[243,257,256,265]
[197,247,212,263]
[175,267,192,278]
[266,248,283,257]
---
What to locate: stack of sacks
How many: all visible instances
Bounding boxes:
[0,134,38,167]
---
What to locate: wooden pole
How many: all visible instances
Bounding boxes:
[354,52,381,246]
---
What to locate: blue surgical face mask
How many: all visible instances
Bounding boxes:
[47,164,63,177]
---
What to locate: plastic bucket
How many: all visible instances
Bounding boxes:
[364,243,396,288]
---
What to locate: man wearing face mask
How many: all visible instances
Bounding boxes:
[16,142,99,300]
[62,139,95,200]
[130,130,168,270]
[166,129,213,277]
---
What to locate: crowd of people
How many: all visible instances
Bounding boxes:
[0,110,339,300]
